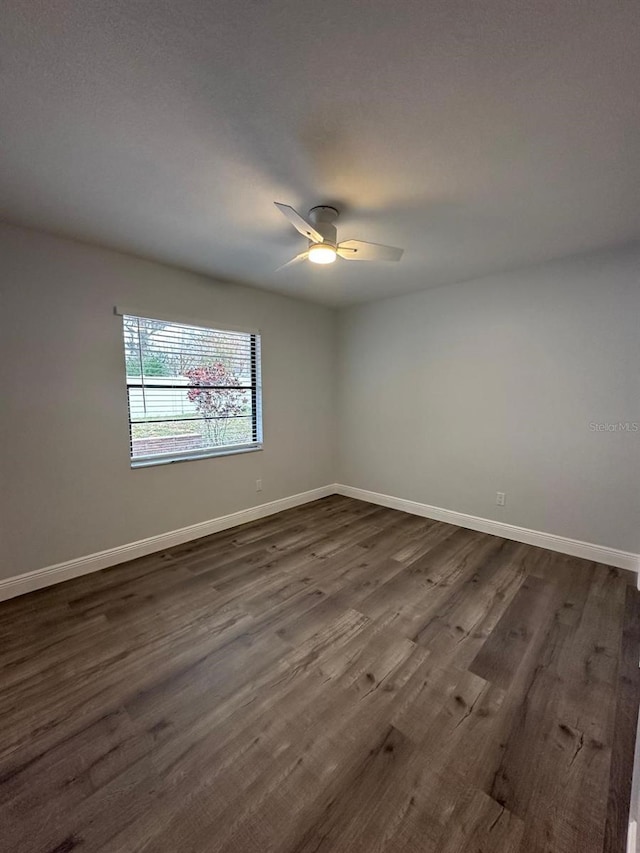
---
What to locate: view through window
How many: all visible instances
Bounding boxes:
[122,314,262,466]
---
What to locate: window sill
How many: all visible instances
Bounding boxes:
[130,444,263,469]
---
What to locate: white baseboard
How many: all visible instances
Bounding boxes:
[334,484,640,574]
[0,485,335,602]
[3,481,637,602]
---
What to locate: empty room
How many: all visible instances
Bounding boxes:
[1,2,640,851]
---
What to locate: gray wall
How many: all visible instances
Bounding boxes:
[0,223,336,578]
[338,246,640,554]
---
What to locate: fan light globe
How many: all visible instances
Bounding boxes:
[308,243,337,265]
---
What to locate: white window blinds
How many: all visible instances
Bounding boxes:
[122,314,262,466]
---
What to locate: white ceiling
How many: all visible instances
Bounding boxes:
[2,1,640,306]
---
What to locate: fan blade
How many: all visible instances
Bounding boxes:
[276,251,309,271]
[274,203,324,243]
[337,239,404,262]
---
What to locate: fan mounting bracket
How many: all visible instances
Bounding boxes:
[308,206,339,224]
[308,206,339,244]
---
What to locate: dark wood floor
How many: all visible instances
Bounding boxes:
[1,496,639,853]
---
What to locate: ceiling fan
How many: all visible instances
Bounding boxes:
[274,203,404,269]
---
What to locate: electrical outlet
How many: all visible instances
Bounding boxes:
[496,491,506,506]
[256,479,262,492]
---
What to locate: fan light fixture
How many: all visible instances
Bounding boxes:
[274,203,404,270]
[308,243,337,265]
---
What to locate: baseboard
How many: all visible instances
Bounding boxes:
[3,481,637,602]
[334,484,640,574]
[0,485,335,602]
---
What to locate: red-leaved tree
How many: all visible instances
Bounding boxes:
[184,362,246,446]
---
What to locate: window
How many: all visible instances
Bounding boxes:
[121,313,262,467]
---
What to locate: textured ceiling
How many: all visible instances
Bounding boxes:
[2,1,640,305]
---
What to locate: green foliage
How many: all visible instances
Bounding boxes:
[125,353,171,376]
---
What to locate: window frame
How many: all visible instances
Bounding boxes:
[118,310,263,468]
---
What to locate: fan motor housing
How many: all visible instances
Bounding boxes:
[309,206,338,246]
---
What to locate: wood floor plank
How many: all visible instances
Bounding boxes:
[412,539,528,669]
[486,560,629,853]
[0,496,636,853]
[468,573,555,688]
[275,726,448,853]
[434,787,524,853]
[603,585,640,853]
[355,527,490,631]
